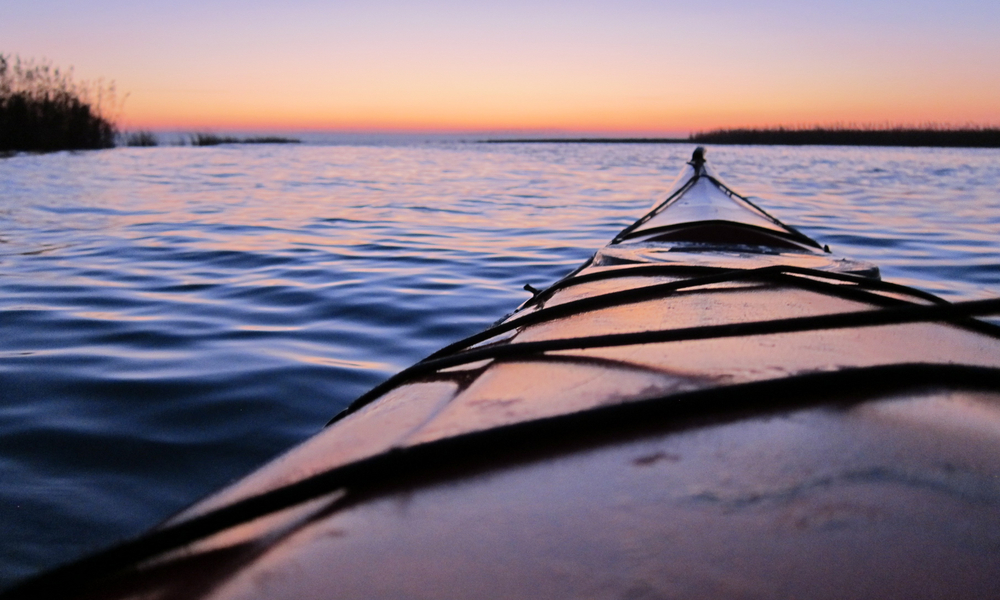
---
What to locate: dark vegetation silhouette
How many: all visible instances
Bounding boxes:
[690,126,1000,148]
[484,126,1000,148]
[0,54,301,153]
[123,130,158,146]
[0,54,118,152]
[190,133,300,146]
[243,136,300,144]
[190,133,241,146]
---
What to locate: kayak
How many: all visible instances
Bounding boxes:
[7,148,1000,599]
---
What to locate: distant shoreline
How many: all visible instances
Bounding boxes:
[482,128,1000,149]
[483,138,689,144]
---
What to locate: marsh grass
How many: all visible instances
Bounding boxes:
[242,136,300,144]
[190,133,241,146]
[0,54,118,151]
[689,126,1000,148]
[190,133,300,146]
[484,125,1000,148]
[123,130,158,146]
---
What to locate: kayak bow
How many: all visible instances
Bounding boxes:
[7,148,1000,600]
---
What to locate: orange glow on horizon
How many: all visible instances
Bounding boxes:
[23,1,989,136]
[119,63,1000,134]
[123,101,1000,136]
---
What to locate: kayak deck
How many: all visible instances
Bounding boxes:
[5,149,1000,600]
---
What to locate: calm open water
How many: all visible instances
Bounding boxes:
[1,142,999,586]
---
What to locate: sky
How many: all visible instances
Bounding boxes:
[3,0,999,134]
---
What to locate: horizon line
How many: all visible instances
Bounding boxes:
[119,123,1000,136]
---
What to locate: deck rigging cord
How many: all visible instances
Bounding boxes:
[330,264,1000,424]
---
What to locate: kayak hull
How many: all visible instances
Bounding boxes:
[73,377,1000,600]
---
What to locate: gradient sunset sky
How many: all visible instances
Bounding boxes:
[5,0,998,134]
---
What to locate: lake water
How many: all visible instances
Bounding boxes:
[1,141,998,587]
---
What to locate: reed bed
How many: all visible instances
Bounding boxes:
[484,126,1000,148]
[190,134,300,146]
[689,126,1000,148]
[123,131,158,147]
[0,54,118,152]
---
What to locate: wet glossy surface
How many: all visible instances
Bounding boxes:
[171,274,1000,522]
[213,391,1000,600]
[75,389,1000,600]
[627,170,789,237]
[1,142,999,586]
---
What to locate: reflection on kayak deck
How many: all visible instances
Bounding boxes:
[201,390,1000,600]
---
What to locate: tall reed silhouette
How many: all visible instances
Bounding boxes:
[0,54,118,152]
[123,130,158,146]
[189,133,300,146]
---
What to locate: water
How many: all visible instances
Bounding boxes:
[1,142,998,586]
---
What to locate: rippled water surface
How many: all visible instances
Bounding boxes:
[1,142,998,586]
